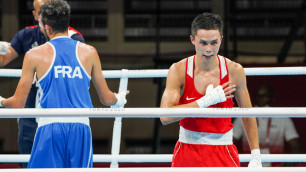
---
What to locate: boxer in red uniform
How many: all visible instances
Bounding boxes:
[160,13,262,167]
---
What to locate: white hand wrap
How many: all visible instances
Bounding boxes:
[196,84,226,108]
[0,41,10,55]
[111,91,127,108]
[0,96,5,107]
[248,149,262,168]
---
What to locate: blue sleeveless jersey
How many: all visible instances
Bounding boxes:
[36,37,93,109]
[29,37,93,168]
[11,25,84,108]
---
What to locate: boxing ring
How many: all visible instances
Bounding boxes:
[0,67,306,171]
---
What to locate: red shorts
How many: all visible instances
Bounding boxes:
[171,141,240,167]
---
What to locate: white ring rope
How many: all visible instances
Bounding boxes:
[1,154,306,163]
[0,67,305,168]
[0,107,305,118]
[0,167,306,172]
[1,66,306,78]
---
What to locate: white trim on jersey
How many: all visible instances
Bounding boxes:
[75,41,91,80]
[187,56,194,78]
[37,117,90,128]
[51,36,70,40]
[32,72,37,84]
[35,82,43,109]
[178,126,233,145]
[218,55,227,79]
[37,42,56,83]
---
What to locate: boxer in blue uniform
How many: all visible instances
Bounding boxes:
[0,1,84,167]
[0,0,128,168]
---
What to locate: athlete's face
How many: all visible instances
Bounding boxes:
[190,29,222,61]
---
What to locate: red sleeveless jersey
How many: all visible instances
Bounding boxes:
[179,55,234,133]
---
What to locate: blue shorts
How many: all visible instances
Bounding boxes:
[27,123,93,168]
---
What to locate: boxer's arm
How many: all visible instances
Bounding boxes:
[89,45,128,106]
[160,63,186,125]
[232,63,261,167]
[0,51,36,108]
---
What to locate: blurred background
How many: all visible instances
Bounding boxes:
[0,0,305,168]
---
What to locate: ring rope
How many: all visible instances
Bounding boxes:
[0,67,305,168]
[1,66,306,78]
[0,108,305,118]
[1,154,306,163]
[0,167,306,172]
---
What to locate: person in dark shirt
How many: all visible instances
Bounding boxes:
[0,1,127,167]
[0,0,84,168]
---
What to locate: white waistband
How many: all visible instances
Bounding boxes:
[179,126,233,145]
[37,117,90,128]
